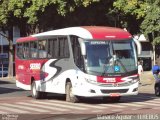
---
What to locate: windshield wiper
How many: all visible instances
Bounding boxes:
[101,65,107,76]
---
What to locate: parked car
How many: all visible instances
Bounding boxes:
[0,67,8,77]
[155,81,160,96]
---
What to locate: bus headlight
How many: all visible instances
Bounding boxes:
[132,79,139,83]
[85,78,97,84]
[131,76,139,84]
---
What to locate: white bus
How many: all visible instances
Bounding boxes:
[16,26,141,102]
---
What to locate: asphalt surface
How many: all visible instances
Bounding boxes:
[0,71,158,120]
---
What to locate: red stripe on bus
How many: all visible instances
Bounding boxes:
[82,26,131,40]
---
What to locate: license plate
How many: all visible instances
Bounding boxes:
[110,93,120,97]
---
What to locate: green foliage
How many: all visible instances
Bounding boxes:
[0,0,100,26]
[141,0,160,45]
[153,37,160,45]
[141,0,160,32]
[113,0,150,19]
[0,0,9,25]
[113,0,160,45]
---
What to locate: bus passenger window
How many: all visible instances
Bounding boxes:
[47,40,52,58]
[23,42,30,59]
[58,37,69,58]
[48,38,58,58]
[16,43,23,59]
[38,40,47,58]
[30,41,38,59]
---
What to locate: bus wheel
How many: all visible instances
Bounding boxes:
[31,81,41,99]
[66,82,79,103]
[155,86,160,96]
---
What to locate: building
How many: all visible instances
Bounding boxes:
[134,34,153,71]
[0,26,20,68]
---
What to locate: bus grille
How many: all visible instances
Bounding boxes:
[101,89,128,93]
[98,81,134,87]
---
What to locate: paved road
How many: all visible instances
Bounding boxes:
[0,78,29,98]
[0,71,160,120]
[0,94,160,120]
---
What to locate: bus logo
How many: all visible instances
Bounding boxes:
[103,78,116,83]
[30,63,41,70]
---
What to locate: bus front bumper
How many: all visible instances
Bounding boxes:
[73,82,139,97]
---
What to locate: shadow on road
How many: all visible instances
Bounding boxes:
[0,87,25,94]
[32,92,159,104]
[0,79,25,94]
[0,80,14,84]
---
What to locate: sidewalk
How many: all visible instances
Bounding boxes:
[139,71,155,93]
[141,71,155,84]
[0,76,16,83]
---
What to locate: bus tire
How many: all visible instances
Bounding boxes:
[155,85,160,96]
[66,82,79,103]
[31,81,42,99]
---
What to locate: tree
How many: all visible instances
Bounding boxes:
[0,0,101,77]
[113,0,149,19]
[141,0,160,45]
[3,0,149,77]
[113,0,160,45]
[0,0,16,77]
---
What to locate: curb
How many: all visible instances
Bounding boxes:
[0,77,16,83]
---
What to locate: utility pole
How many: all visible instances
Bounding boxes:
[153,45,156,65]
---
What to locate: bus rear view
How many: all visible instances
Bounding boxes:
[16,26,141,103]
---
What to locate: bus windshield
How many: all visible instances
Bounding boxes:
[85,39,137,76]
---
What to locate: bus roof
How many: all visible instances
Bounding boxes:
[17,26,132,43]
[16,36,37,43]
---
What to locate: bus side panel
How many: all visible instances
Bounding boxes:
[16,58,48,89]
[16,58,31,90]
[25,59,48,84]
[36,58,76,94]
[16,59,28,84]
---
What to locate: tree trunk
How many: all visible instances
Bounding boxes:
[8,27,13,77]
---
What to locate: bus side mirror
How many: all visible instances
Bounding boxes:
[133,38,142,55]
[78,38,86,55]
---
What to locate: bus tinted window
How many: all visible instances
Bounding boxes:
[48,37,69,58]
[16,43,23,59]
[30,41,38,59]
[23,42,30,59]
[58,37,69,58]
[38,40,47,58]
[48,38,58,58]
[17,36,69,59]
